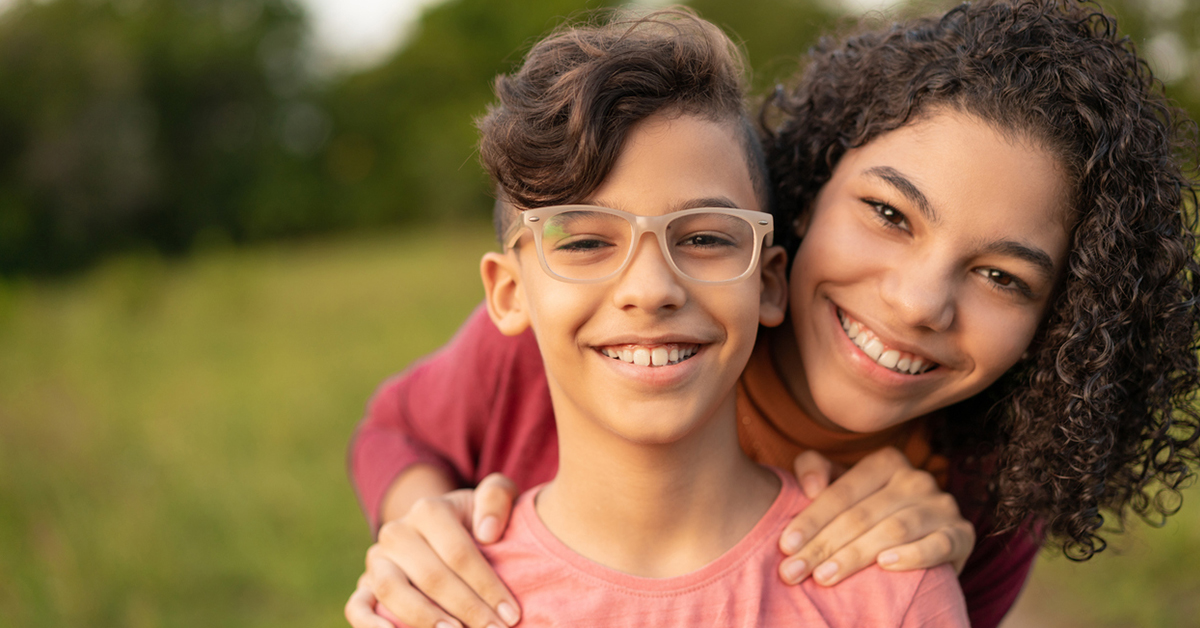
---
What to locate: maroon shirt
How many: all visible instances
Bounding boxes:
[349,305,1040,628]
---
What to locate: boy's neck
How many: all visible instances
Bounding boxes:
[534,392,781,578]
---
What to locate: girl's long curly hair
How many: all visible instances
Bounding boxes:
[763,0,1200,559]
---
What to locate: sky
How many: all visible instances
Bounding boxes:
[296,0,906,71]
[0,0,910,72]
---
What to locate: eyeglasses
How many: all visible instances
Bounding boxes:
[503,205,774,284]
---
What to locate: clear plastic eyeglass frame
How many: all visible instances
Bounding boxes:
[502,205,775,284]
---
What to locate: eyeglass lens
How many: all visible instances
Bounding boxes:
[537,210,757,282]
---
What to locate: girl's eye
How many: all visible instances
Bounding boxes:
[868,201,909,231]
[977,267,1034,298]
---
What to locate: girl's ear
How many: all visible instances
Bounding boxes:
[481,251,531,336]
[758,245,789,327]
[792,209,812,240]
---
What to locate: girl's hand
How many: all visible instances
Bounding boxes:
[777,447,975,586]
[344,473,522,628]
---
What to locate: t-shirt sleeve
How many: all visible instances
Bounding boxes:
[899,565,970,628]
[347,303,548,531]
[958,522,1042,628]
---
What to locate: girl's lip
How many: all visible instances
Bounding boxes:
[828,303,942,381]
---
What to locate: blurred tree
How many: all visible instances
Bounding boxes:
[319,0,625,233]
[0,0,1194,275]
[0,0,315,274]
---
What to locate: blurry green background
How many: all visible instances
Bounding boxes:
[0,0,1197,626]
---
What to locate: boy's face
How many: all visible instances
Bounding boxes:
[484,113,786,446]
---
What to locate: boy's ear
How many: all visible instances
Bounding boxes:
[481,251,531,336]
[758,245,789,328]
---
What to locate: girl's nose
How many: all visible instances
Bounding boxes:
[610,234,687,313]
[879,253,956,332]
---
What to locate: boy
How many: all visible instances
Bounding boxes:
[377,9,968,627]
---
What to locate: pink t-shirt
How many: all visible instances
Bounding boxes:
[474,469,968,628]
[352,305,1038,628]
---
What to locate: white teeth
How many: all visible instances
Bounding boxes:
[601,344,698,367]
[878,350,900,369]
[838,310,937,375]
[862,338,885,361]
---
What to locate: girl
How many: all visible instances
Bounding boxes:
[346,2,1200,627]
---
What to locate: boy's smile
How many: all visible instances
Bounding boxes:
[775,110,1072,433]
[485,112,786,446]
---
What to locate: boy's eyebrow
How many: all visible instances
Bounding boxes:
[864,166,939,225]
[587,196,746,212]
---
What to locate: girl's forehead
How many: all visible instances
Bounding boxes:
[842,111,1074,230]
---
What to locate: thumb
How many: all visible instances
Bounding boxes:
[792,450,833,499]
[472,473,519,544]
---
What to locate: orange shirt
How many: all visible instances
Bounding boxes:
[736,340,949,485]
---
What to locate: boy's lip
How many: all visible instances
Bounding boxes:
[595,342,702,367]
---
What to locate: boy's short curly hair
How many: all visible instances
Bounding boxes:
[477,7,769,239]
[764,0,1200,560]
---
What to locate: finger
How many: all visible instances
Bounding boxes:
[392,500,520,627]
[791,450,833,500]
[366,552,464,628]
[778,482,912,585]
[346,575,400,628]
[876,520,976,574]
[778,455,902,557]
[472,473,519,544]
[411,498,522,625]
[790,480,960,586]
[801,502,945,586]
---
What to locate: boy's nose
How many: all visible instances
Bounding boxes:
[611,234,687,313]
[879,253,956,332]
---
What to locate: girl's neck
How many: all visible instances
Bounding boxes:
[535,394,780,578]
[765,321,852,434]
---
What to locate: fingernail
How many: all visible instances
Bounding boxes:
[782,531,803,553]
[878,551,899,566]
[497,601,520,625]
[813,561,838,583]
[435,622,457,628]
[800,474,824,498]
[782,559,807,584]
[485,624,503,628]
[477,516,501,543]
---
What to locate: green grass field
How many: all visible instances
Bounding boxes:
[1,225,1197,627]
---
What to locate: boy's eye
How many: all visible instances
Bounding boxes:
[555,237,615,252]
[678,233,736,248]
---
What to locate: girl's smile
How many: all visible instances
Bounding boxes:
[777,110,1074,434]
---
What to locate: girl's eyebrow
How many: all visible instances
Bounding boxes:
[863,166,1058,281]
[980,240,1057,282]
[864,166,939,224]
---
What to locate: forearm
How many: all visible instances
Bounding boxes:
[380,463,459,524]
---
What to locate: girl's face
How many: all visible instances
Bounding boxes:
[779,110,1073,433]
